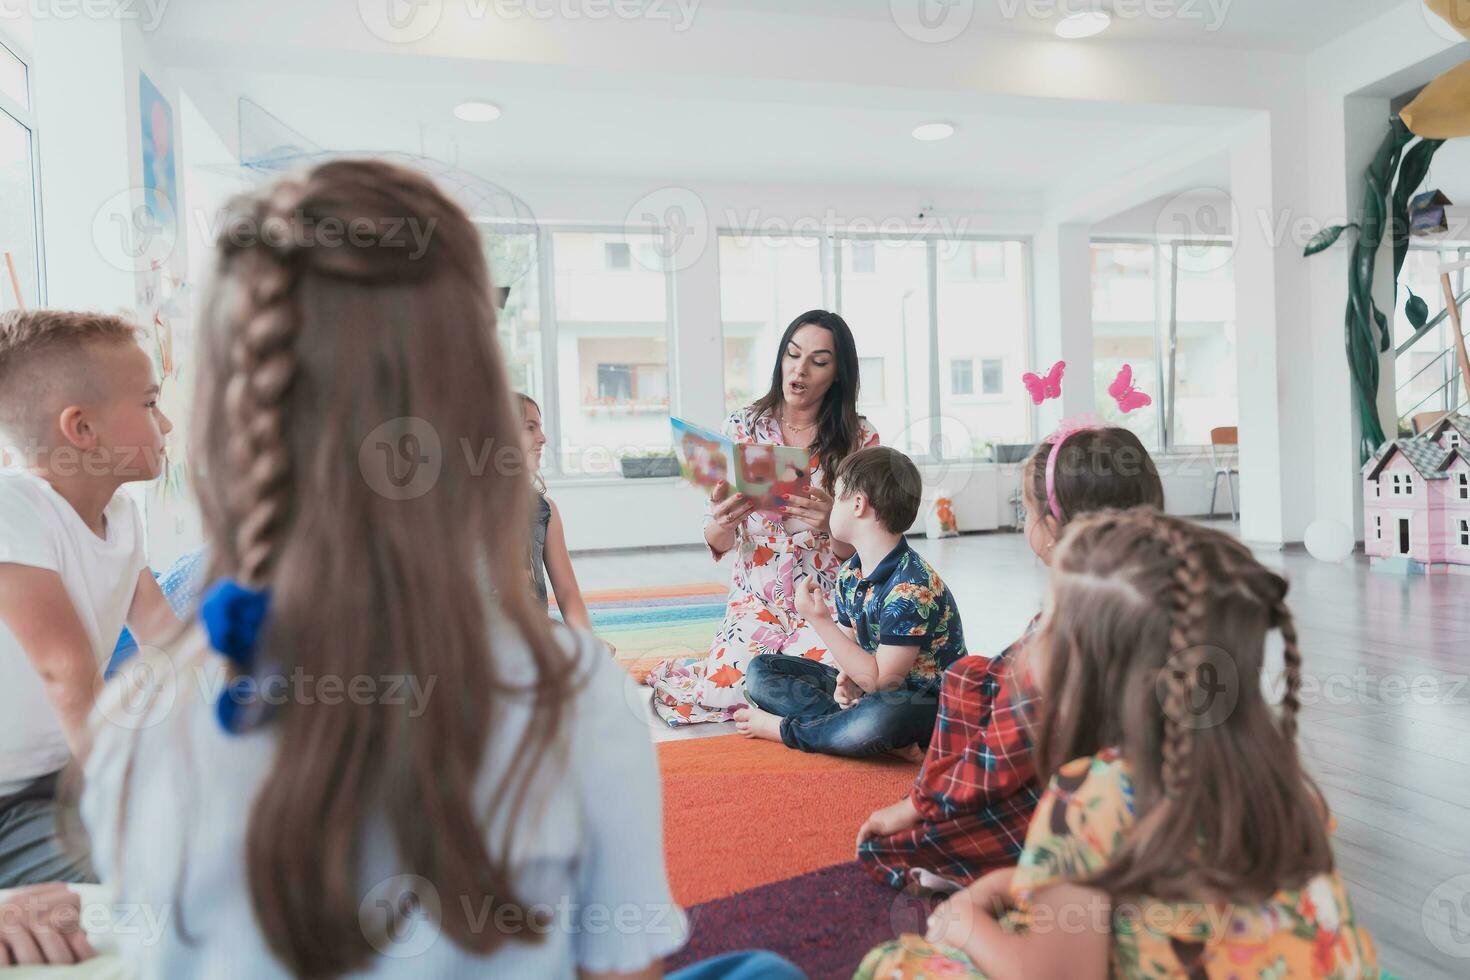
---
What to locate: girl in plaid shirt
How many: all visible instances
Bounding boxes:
[857,425,1163,893]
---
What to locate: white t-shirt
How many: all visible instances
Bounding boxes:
[0,471,146,797]
[82,623,689,978]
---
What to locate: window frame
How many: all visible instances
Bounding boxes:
[484,222,679,481]
[714,228,1035,463]
[831,230,1035,461]
[0,32,44,311]
[949,357,974,397]
[1091,236,1235,452]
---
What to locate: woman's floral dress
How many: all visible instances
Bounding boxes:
[646,406,879,726]
[856,749,1379,979]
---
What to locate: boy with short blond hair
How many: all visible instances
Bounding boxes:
[736,446,965,758]
[0,309,178,887]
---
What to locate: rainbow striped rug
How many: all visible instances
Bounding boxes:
[555,583,726,680]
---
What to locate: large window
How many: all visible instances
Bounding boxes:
[718,232,1032,461]
[0,39,39,313]
[837,238,932,457]
[937,240,1030,456]
[480,227,673,479]
[1091,240,1236,451]
[718,234,826,414]
[553,231,672,476]
[482,228,542,400]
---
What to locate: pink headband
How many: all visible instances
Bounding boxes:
[1043,416,1103,523]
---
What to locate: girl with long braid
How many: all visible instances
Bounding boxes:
[859,511,1378,979]
[75,160,807,979]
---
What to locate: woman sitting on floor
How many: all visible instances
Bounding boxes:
[647,310,878,726]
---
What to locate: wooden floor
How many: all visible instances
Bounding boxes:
[575,521,1470,979]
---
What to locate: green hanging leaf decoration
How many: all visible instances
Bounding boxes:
[1302,224,1356,257]
[1391,137,1446,285]
[1406,290,1430,330]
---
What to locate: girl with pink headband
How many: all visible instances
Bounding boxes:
[857,423,1164,896]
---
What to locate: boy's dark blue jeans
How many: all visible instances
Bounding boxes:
[744,654,940,758]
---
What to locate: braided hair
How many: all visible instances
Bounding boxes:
[1031,509,1331,904]
[180,159,575,976]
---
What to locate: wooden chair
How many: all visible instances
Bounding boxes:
[1209,426,1239,522]
[1412,411,1448,435]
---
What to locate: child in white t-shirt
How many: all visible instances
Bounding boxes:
[0,309,178,888]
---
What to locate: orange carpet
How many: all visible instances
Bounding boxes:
[658,735,919,906]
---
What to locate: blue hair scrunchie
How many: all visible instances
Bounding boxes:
[200,578,273,734]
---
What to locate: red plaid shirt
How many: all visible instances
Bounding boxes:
[858,627,1040,890]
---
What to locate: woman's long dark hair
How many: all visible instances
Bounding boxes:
[751,310,862,492]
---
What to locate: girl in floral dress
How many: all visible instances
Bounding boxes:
[647,311,878,726]
[857,511,1378,979]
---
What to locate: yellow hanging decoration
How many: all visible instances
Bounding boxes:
[1400,3,1470,138]
[1424,0,1470,39]
[1401,60,1470,138]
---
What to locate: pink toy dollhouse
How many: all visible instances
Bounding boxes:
[1363,413,1470,575]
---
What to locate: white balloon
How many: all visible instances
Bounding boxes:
[1304,519,1355,563]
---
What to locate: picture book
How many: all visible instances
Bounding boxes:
[671,417,813,514]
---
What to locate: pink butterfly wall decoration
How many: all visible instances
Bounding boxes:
[1021,360,1065,405]
[1108,364,1152,414]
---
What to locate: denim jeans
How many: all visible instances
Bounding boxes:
[744,654,940,758]
[669,950,806,980]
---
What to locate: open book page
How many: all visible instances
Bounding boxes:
[671,417,812,515]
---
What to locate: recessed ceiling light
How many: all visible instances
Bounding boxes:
[1055,11,1111,39]
[912,122,955,142]
[453,101,502,123]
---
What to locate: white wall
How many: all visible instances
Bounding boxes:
[551,451,1227,554]
[21,1,1466,561]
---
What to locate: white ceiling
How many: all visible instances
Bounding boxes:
[698,0,1407,52]
[148,0,1376,204]
[193,67,1236,192]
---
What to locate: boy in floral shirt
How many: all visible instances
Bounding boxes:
[735,447,965,758]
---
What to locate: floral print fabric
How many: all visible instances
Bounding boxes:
[833,540,966,686]
[857,748,1379,979]
[646,406,879,726]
